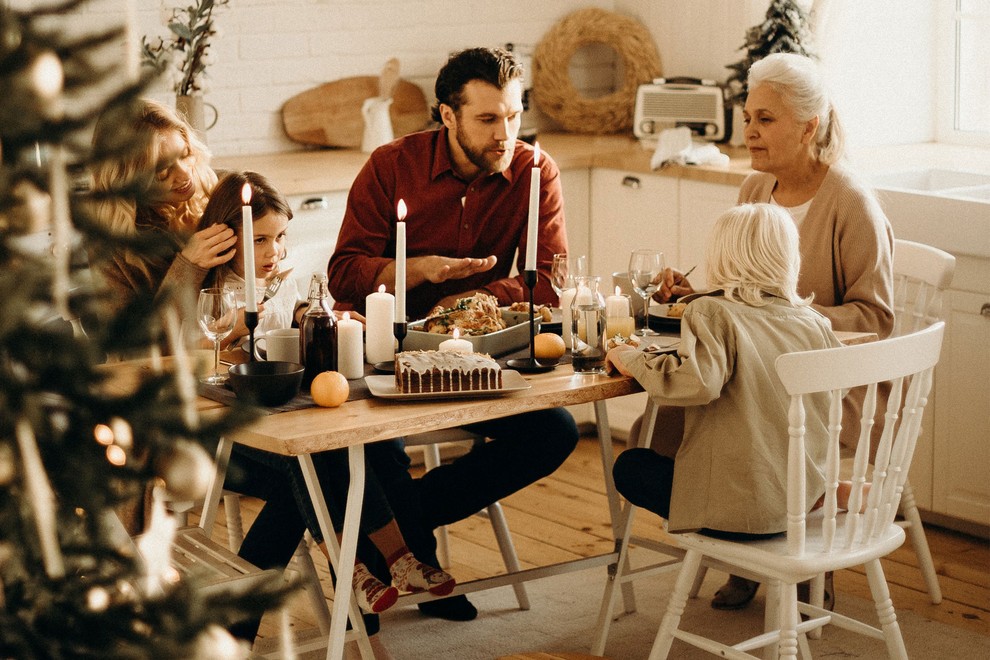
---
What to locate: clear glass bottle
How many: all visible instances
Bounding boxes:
[570,275,607,374]
[299,273,337,388]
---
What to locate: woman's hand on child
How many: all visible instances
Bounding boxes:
[652,267,695,303]
[183,224,238,270]
[605,344,636,377]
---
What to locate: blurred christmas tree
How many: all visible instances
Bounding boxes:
[1,1,288,657]
[725,0,817,106]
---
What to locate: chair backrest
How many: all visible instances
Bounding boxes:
[774,322,945,556]
[892,239,955,336]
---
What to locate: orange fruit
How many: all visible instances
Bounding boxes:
[533,333,566,360]
[311,371,349,407]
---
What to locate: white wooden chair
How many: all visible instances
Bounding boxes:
[643,322,944,659]
[890,238,955,604]
[405,429,531,610]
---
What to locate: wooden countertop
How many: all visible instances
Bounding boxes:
[214,132,754,196]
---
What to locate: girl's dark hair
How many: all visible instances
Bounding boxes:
[198,170,292,286]
[430,47,523,122]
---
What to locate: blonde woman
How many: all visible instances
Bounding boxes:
[89,99,236,314]
[606,204,841,545]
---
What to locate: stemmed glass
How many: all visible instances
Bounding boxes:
[628,249,665,336]
[197,287,236,384]
[550,254,570,298]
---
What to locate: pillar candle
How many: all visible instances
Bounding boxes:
[605,286,631,317]
[606,316,636,339]
[524,143,540,271]
[337,312,364,379]
[240,184,257,312]
[438,328,472,353]
[365,284,395,363]
[559,287,577,345]
[395,199,407,322]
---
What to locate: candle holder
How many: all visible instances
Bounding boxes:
[507,269,556,373]
[393,320,407,354]
[245,310,259,362]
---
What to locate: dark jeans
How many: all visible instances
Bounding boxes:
[613,448,780,542]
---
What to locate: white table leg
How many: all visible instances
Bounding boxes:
[297,447,374,660]
[199,436,233,533]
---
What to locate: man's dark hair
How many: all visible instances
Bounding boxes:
[430,47,523,123]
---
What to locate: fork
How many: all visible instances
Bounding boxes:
[261,268,292,303]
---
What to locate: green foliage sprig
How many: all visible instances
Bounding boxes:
[141,0,228,97]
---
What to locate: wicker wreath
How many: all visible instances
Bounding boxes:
[533,8,662,134]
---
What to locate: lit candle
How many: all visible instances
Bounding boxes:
[365,284,395,363]
[395,199,407,322]
[438,327,472,353]
[605,286,631,317]
[559,286,577,345]
[336,312,364,379]
[524,143,540,271]
[241,183,257,313]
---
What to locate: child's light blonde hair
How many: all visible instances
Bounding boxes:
[705,203,812,308]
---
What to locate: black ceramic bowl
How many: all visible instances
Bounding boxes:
[228,361,304,406]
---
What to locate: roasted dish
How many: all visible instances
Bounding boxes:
[422,293,507,336]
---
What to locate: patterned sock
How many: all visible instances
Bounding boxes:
[352,560,398,613]
[387,548,456,596]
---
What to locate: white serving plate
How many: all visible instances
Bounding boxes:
[648,303,683,330]
[365,370,530,400]
[404,309,540,356]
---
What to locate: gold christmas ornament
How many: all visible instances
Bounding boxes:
[155,441,214,502]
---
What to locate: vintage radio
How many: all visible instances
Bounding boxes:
[633,78,731,142]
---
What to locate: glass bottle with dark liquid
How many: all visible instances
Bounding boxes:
[300,273,337,389]
[570,275,607,374]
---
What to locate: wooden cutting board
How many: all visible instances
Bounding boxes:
[281,76,431,148]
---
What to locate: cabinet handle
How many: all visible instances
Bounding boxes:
[981,303,990,318]
[300,196,329,210]
[622,176,641,189]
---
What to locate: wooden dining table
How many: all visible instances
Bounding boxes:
[113,328,875,660]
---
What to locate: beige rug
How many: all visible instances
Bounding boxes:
[367,558,989,659]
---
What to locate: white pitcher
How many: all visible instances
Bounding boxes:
[361,97,394,153]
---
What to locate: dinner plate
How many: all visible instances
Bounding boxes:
[365,370,530,400]
[648,303,683,331]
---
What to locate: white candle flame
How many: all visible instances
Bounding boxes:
[397,198,407,221]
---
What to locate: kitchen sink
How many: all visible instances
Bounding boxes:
[872,168,990,192]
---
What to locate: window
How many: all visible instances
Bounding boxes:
[938,0,990,146]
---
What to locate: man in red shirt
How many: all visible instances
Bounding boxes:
[328,47,578,627]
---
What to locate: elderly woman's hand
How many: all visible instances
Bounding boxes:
[652,267,695,303]
[605,344,636,377]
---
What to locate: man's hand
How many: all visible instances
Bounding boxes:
[652,267,695,303]
[182,224,238,270]
[413,255,497,284]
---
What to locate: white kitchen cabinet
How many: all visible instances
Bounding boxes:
[931,256,990,528]
[589,168,679,279]
[678,179,739,289]
[282,191,347,298]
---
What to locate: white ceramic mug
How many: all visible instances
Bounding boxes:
[255,328,300,363]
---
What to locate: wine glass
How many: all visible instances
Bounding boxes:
[197,287,236,384]
[550,253,570,298]
[628,249,665,336]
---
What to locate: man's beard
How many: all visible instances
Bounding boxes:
[455,124,514,174]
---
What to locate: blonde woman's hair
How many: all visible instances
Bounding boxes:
[90,99,216,235]
[705,203,812,308]
[748,53,845,166]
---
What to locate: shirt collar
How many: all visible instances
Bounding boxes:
[430,125,514,184]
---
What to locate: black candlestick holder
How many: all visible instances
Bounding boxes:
[245,310,259,362]
[507,269,556,373]
[393,320,407,354]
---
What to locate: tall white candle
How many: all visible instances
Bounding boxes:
[336,312,364,379]
[438,327,472,353]
[240,184,257,312]
[365,284,395,363]
[524,143,541,271]
[395,199,407,322]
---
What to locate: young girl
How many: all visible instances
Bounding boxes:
[606,203,842,541]
[197,171,455,616]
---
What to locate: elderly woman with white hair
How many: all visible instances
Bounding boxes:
[644,53,895,610]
